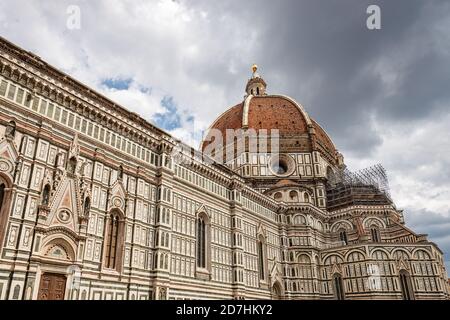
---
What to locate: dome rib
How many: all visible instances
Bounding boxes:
[242,94,253,129]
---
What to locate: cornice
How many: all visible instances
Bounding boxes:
[0,37,174,151]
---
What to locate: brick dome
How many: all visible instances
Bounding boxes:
[201,94,338,162]
[207,95,309,137]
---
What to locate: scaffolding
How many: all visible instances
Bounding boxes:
[326,164,392,211]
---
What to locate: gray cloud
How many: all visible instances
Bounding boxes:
[405,208,450,271]
[190,0,450,155]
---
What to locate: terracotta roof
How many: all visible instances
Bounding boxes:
[205,102,243,145]
[202,94,337,158]
[312,119,336,156]
[246,96,309,134]
[272,179,300,188]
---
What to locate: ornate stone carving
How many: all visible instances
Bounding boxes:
[5,121,16,140]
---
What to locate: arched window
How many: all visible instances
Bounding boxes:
[289,190,298,202]
[164,254,169,269]
[42,184,51,206]
[274,192,282,201]
[55,152,63,168]
[272,282,282,300]
[399,270,414,300]
[339,229,348,245]
[256,87,260,95]
[12,285,20,300]
[0,183,5,214]
[304,192,310,203]
[0,180,12,249]
[196,214,209,269]
[104,210,124,271]
[257,235,266,280]
[371,227,381,242]
[332,273,345,300]
[165,233,169,248]
[315,256,321,282]
[83,197,90,215]
[105,214,119,269]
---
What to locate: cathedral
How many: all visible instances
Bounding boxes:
[0,36,448,300]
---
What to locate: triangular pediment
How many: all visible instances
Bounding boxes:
[396,257,410,272]
[0,138,19,162]
[257,222,266,238]
[270,262,283,287]
[47,176,82,232]
[270,262,278,276]
[196,204,211,219]
[331,263,342,275]
[109,179,127,210]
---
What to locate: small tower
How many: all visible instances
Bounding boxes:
[245,64,267,96]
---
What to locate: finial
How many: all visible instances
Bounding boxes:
[245,64,266,95]
[252,64,258,74]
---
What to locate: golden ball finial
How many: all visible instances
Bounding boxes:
[252,64,258,73]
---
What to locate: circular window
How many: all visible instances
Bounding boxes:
[57,210,71,223]
[271,159,288,175]
[268,154,295,177]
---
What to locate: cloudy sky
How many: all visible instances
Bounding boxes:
[1,0,450,271]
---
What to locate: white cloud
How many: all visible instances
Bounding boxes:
[101,83,166,123]
[0,0,259,143]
